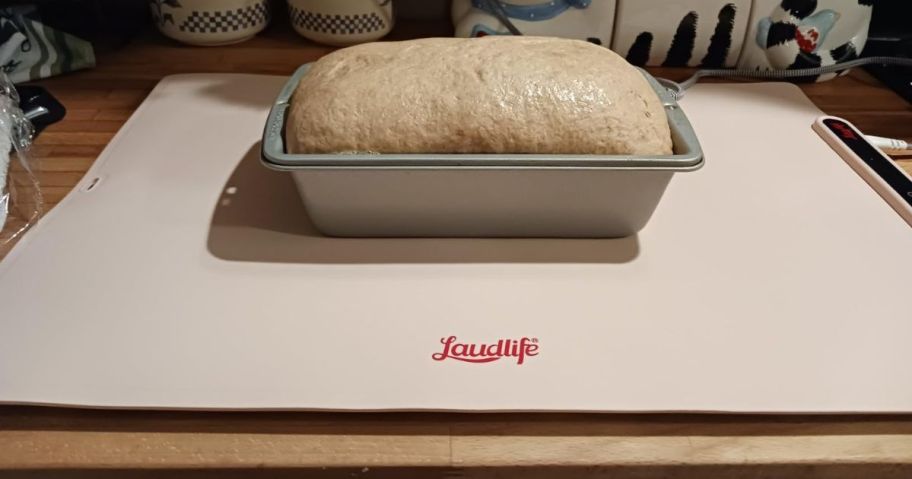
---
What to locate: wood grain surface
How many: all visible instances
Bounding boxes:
[1,20,911,477]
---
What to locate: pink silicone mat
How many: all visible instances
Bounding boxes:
[0,74,910,412]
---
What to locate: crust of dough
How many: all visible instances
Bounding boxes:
[286,36,672,155]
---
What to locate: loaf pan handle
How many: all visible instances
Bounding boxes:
[263,64,313,162]
[262,102,288,160]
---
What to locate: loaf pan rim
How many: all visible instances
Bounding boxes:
[261,63,704,171]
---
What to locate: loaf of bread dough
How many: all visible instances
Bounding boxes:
[286,36,672,155]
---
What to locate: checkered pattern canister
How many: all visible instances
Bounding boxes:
[179,1,270,33]
[289,6,387,35]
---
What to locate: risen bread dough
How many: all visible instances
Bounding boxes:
[286,36,672,155]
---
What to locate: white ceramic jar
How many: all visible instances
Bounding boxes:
[287,0,394,46]
[452,0,616,46]
[150,0,271,46]
[738,0,874,74]
[450,0,874,78]
[612,0,751,67]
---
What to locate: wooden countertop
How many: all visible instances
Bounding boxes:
[2,21,912,478]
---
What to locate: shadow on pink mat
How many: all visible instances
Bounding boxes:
[206,144,641,264]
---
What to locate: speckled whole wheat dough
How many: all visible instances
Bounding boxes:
[286,36,672,155]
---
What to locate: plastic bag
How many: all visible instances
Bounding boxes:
[0,71,41,249]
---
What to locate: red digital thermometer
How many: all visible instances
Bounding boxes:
[813,116,912,228]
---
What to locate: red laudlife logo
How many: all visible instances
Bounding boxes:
[431,336,539,365]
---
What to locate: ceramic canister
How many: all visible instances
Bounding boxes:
[611,0,751,67]
[452,0,617,47]
[287,0,394,46]
[150,0,271,46]
[737,0,874,74]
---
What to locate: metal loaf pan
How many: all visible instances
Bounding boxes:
[261,63,704,238]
